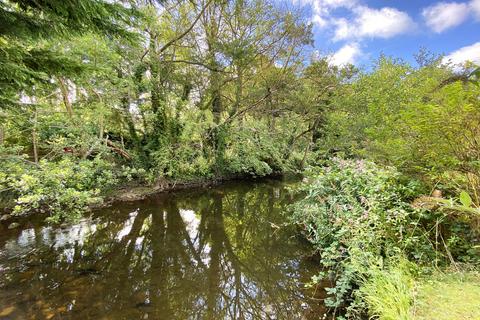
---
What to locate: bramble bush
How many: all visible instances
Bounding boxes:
[290,158,478,318]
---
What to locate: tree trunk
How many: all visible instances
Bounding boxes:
[120,95,143,154]
[232,64,243,119]
[311,116,326,150]
[57,76,73,118]
[32,107,38,164]
[0,126,4,145]
[98,114,104,139]
[266,87,275,130]
[149,31,166,137]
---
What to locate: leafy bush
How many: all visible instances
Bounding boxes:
[322,58,480,205]
[151,142,213,179]
[1,156,118,222]
[222,121,291,177]
[290,158,427,317]
[291,158,479,317]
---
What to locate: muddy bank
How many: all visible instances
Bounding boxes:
[95,172,290,207]
[99,177,227,206]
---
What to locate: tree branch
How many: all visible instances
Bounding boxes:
[163,59,227,73]
[158,0,213,54]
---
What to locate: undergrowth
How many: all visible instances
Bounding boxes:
[290,158,479,318]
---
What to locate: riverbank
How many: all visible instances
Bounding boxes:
[0,150,296,224]
[99,171,288,205]
[1,170,289,227]
[0,177,214,226]
[96,176,232,206]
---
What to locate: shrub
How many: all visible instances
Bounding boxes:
[290,158,425,317]
[1,156,118,222]
[222,122,290,177]
[151,143,213,179]
[291,158,480,317]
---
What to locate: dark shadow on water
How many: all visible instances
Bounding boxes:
[0,179,328,319]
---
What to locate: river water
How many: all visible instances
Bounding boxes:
[0,178,326,319]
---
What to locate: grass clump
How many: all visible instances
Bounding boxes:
[359,266,480,320]
[359,258,415,320]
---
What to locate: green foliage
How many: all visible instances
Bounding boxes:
[1,156,118,222]
[321,57,480,203]
[0,3,478,319]
[0,0,317,223]
[0,0,135,105]
[291,159,422,315]
[118,165,148,183]
[360,265,480,320]
[459,191,472,208]
[291,158,479,317]
[222,120,291,177]
[151,142,212,179]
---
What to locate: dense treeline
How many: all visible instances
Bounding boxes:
[3,1,479,214]
[1,0,479,318]
[323,55,480,200]
[1,0,321,220]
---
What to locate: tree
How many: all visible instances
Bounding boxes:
[0,0,135,106]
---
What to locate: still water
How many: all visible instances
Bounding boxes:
[0,179,325,319]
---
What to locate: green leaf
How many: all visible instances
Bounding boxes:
[459,191,472,208]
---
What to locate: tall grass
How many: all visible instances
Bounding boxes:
[359,259,415,320]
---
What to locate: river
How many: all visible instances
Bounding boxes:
[0,178,327,319]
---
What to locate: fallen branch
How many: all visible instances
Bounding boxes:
[106,140,131,160]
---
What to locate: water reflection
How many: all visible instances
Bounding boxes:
[0,179,325,319]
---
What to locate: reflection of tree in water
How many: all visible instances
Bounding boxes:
[0,180,323,319]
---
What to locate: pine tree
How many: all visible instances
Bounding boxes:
[0,0,136,106]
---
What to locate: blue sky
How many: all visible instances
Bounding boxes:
[289,0,480,67]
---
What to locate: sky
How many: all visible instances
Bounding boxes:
[289,0,480,67]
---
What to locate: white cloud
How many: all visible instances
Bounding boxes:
[471,0,480,19]
[296,0,357,28]
[296,0,414,41]
[333,6,414,41]
[355,6,414,39]
[332,18,351,40]
[320,0,357,9]
[422,2,470,33]
[443,42,480,65]
[312,13,329,28]
[330,42,362,65]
